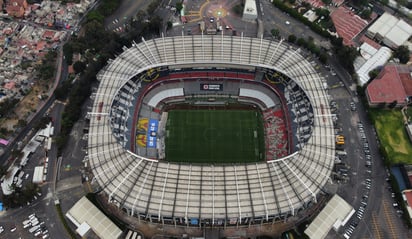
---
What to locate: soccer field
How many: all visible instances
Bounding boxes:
[165,109,265,164]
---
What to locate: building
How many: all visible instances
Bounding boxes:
[402,190,412,220]
[242,0,257,21]
[6,0,28,18]
[354,42,392,86]
[366,12,412,49]
[66,196,122,239]
[303,10,318,22]
[86,35,335,228]
[304,194,354,239]
[330,6,369,46]
[366,64,412,107]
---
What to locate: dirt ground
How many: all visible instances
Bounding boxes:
[0,81,50,132]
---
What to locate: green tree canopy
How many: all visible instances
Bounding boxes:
[393,45,410,64]
[73,61,87,74]
[288,34,297,43]
[271,29,280,39]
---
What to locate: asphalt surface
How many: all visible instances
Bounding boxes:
[0,102,68,239]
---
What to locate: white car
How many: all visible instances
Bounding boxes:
[285,21,290,25]
[0,226,4,233]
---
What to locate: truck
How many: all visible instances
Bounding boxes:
[29,225,40,233]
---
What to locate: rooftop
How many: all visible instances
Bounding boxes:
[330,6,369,46]
[366,64,410,105]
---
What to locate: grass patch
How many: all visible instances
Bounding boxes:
[165,109,265,164]
[369,108,412,164]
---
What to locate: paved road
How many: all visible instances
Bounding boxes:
[324,76,412,238]
[0,102,67,239]
[105,0,153,32]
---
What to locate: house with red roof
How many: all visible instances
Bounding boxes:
[330,6,370,46]
[42,30,56,41]
[366,64,412,107]
[6,0,28,18]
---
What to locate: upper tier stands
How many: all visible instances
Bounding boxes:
[87,35,335,227]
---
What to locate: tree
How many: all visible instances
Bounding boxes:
[335,46,358,74]
[176,2,183,13]
[167,21,173,30]
[389,100,398,108]
[271,29,280,39]
[73,61,87,74]
[63,43,74,65]
[288,34,297,43]
[360,9,372,19]
[55,81,72,100]
[330,37,343,47]
[232,4,243,15]
[319,53,328,63]
[86,10,104,23]
[314,8,330,20]
[393,45,410,64]
[397,0,407,7]
[296,37,307,47]
[147,0,161,15]
[134,10,146,23]
[16,119,27,129]
[368,68,381,80]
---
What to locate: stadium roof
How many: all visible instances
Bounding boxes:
[87,35,335,225]
[304,194,354,239]
[66,196,122,239]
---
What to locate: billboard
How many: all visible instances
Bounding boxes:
[200,83,223,91]
[146,119,158,148]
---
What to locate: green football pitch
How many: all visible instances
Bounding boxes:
[165,109,265,164]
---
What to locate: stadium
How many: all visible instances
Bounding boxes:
[86,35,335,227]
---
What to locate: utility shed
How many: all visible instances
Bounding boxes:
[242,0,257,21]
[304,194,354,239]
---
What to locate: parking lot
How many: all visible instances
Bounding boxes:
[324,79,410,238]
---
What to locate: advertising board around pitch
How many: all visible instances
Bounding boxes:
[200,83,223,91]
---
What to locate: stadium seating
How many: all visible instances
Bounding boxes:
[87,35,335,227]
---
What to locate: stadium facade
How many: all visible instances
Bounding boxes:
[86,35,335,227]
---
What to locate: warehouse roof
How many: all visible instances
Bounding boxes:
[304,194,354,239]
[367,12,412,48]
[66,196,122,239]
